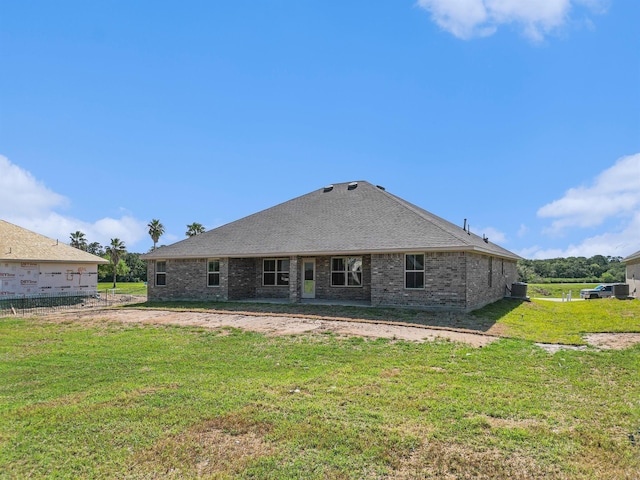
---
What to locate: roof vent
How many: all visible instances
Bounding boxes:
[376,185,385,191]
[347,182,358,190]
[323,184,334,192]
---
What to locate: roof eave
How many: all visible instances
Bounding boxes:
[0,257,109,264]
[141,245,521,261]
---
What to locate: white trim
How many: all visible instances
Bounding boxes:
[207,258,220,287]
[330,256,363,288]
[404,253,425,290]
[262,258,290,286]
[155,260,167,287]
[142,246,521,262]
[301,258,316,299]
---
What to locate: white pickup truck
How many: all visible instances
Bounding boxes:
[580,284,615,299]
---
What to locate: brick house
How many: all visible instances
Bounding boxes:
[624,249,640,298]
[143,181,521,311]
[0,219,108,297]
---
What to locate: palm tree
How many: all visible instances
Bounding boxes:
[69,231,87,250]
[105,238,126,288]
[186,222,205,237]
[147,219,165,251]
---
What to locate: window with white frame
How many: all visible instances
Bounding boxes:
[207,259,220,287]
[331,257,363,287]
[263,259,289,286]
[405,254,424,289]
[155,261,166,286]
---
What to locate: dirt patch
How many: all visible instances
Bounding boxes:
[131,418,275,478]
[583,333,640,350]
[45,308,498,347]
[43,308,640,351]
[534,332,640,354]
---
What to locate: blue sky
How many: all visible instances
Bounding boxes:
[1,0,638,258]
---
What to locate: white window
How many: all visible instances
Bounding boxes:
[331,257,362,287]
[207,259,220,287]
[263,259,289,286]
[405,254,424,289]
[155,261,166,286]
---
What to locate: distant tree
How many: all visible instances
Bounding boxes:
[98,257,130,283]
[147,219,165,251]
[86,242,104,256]
[69,231,87,250]
[186,222,205,237]
[601,272,616,283]
[105,238,126,288]
[122,252,147,282]
[518,255,626,283]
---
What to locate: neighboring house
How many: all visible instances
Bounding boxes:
[624,249,640,299]
[0,220,108,297]
[143,181,521,311]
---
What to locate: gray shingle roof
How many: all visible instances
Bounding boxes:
[143,181,521,260]
[0,219,109,264]
[624,250,640,263]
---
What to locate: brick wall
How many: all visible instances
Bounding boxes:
[228,258,256,300]
[147,258,228,301]
[371,252,467,310]
[466,253,517,310]
[289,256,299,302]
[146,252,518,310]
[370,252,517,311]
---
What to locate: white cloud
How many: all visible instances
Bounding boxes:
[416,0,607,41]
[0,155,147,250]
[517,211,640,259]
[517,224,529,237]
[477,226,507,244]
[0,156,69,216]
[519,153,640,259]
[537,153,640,233]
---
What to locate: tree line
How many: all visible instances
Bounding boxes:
[517,255,626,283]
[68,219,207,286]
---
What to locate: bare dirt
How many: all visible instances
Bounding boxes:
[46,308,497,347]
[44,308,640,351]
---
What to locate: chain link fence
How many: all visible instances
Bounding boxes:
[0,290,146,316]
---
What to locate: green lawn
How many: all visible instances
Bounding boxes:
[97,281,147,295]
[473,297,640,344]
[528,283,598,298]
[1,303,640,478]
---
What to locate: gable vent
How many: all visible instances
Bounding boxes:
[323,184,334,192]
[347,182,358,190]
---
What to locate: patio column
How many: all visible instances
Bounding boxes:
[288,256,299,303]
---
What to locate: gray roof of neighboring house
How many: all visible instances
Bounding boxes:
[0,219,109,264]
[624,250,640,263]
[143,181,521,261]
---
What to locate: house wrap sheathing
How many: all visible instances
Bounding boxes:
[0,220,108,297]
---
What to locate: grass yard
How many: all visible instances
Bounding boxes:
[1,304,640,478]
[473,297,640,344]
[97,282,147,296]
[528,283,598,298]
